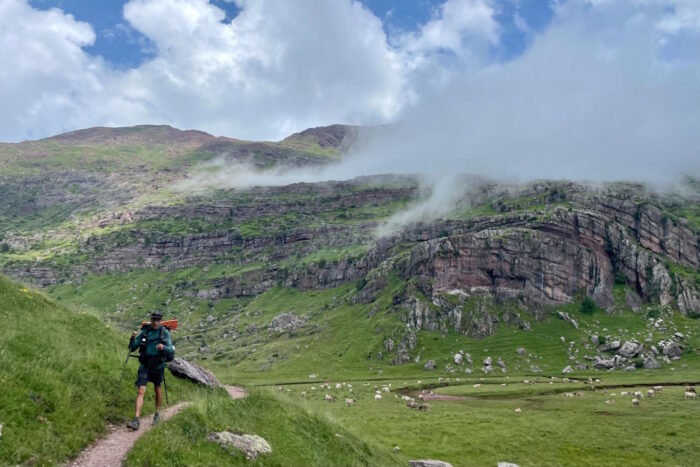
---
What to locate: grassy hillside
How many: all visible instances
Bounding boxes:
[126,390,400,466]
[0,275,199,465]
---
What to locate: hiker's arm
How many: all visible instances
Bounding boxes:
[162,330,174,355]
[129,330,143,352]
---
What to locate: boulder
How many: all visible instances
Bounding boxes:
[167,357,222,388]
[557,311,579,329]
[617,341,641,358]
[598,340,621,352]
[208,432,272,460]
[516,347,526,356]
[483,356,492,366]
[590,335,599,346]
[409,461,453,467]
[663,342,682,358]
[643,357,661,369]
[562,365,573,374]
[496,358,506,369]
[593,356,614,369]
[424,360,436,370]
[454,353,463,365]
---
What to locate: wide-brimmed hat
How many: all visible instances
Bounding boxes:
[150,311,163,320]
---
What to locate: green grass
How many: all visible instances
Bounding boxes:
[126,389,399,466]
[0,275,201,466]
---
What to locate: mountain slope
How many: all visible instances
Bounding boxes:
[0,275,196,465]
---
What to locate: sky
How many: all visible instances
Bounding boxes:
[1,0,699,186]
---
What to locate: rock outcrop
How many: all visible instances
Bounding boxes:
[167,357,222,388]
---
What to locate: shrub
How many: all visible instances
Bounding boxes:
[614,272,627,285]
[580,297,596,314]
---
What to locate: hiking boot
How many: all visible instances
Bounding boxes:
[152,412,160,426]
[127,417,140,431]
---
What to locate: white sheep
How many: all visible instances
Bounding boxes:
[685,392,697,400]
[632,398,640,407]
[620,391,629,396]
[382,387,390,393]
[311,386,317,391]
[653,385,663,392]
[473,384,481,388]
[374,394,382,401]
[335,383,342,390]
[418,394,425,400]
[514,408,522,413]
[301,391,306,398]
[325,394,336,402]
[564,393,575,398]
[345,398,355,407]
[634,391,644,400]
[647,389,655,398]
[605,400,615,405]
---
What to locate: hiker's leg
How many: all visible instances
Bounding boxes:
[135,385,146,417]
[155,385,163,410]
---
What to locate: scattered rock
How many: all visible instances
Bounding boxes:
[208,432,272,460]
[663,342,682,358]
[644,356,661,369]
[516,347,526,356]
[167,357,222,388]
[424,360,436,370]
[562,365,573,374]
[557,311,579,329]
[674,332,685,340]
[496,358,506,369]
[530,365,543,373]
[593,356,615,369]
[409,461,453,467]
[590,335,599,346]
[625,290,642,312]
[598,340,621,352]
[269,312,306,332]
[617,341,641,358]
[385,338,395,352]
[454,353,463,365]
[483,356,492,366]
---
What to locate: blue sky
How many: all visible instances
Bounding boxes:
[28,0,555,69]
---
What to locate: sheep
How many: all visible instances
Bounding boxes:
[401,395,412,401]
[473,384,481,388]
[325,394,336,402]
[374,394,382,401]
[311,386,317,391]
[523,380,530,385]
[574,392,585,397]
[685,392,697,400]
[620,391,629,396]
[406,400,418,409]
[335,383,342,390]
[514,408,522,413]
[564,393,575,398]
[653,385,663,393]
[301,391,306,398]
[632,398,640,407]
[345,398,355,407]
[685,386,696,393]
[382,387,390,393]
[647,389,655,399]
[418,403,431,412]
[418,394,425,400]
[605,400,615,405]
[634,391,644,400]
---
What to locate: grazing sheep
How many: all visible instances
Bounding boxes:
[418,394,425,400]
[301,391,306,398]
[382,387,390,393]
[564,393,575,398]
[335,383,342,389]
[401,395,411,401]
[632,398,640,407]
[374,394,382,401]
[523,380,530,385]
[621,391,629,396]
[418,403,431,412]
[473,384,481,388]
[406,400,418,409]
[514,408,522,413]
[653,385,663,393]
[345,398,355,407]
[311,386,317,391]
[634,391,644,400]
[685,392,697,400]
[647,389,655,398]
[574,392,585,397]
[605,400,615,405]
[686,386,696,393]
[325,394,336,402]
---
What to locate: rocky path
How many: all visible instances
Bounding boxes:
[67,385,245,467]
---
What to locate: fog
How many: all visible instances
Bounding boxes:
[181,1,700,235]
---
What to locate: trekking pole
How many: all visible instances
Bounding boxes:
[163,371,169,406]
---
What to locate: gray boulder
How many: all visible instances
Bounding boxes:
[593,356,614,369]
[516,347,526,356]
[424,360,436,370]
[562,365,573,374]
[617,341,641,358]
[644,357,661,369]
[409,461,453,467]
[208,432,271,460]
[269,312,306,332]
[167,357,222,388]
[454,353,463,365]
[557,311,579,329]
[599,340,621,352]
[663,342,682,358]
[483,356,492,366]
[590,335,599,346]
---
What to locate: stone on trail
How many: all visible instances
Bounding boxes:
[409,460,453,467]
[208,432,272,460]
[167,357,222,388]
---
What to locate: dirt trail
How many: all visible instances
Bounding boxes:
[67,385,245,467]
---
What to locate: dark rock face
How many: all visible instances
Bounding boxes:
[167,357,222,388]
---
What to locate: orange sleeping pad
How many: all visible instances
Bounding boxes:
[140,319,178,331]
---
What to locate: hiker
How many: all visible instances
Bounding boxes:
[127,311,174,430]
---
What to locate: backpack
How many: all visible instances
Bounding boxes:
[159,326,175,363]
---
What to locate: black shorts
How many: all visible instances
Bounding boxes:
[136,365,165,387]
